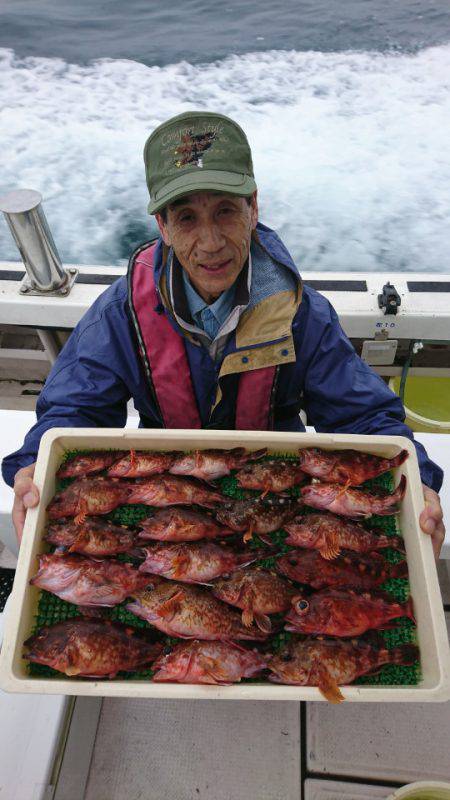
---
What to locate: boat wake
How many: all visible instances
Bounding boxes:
[1,45,450,272]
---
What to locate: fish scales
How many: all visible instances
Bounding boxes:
[216,496,302,536]
[285,586,415,637]
[47,477,131,521]
[25,619,162,678]
[57,451,126,479]
[137,508,234,542]
[30,553,149,607]
[45,518,135,556]
[126,474,224,508]
[297,447,408,485]
[301,476,407,519]
[169,447,267,481]
[107,450,182,478]
[277,548,408,590]
[236,458,305,494]
[284,512,405,559]
[138,541,259,584]
[152,640,268,684]
[212,566,296,632]
[126,580,268,641]
[268,636,419,702]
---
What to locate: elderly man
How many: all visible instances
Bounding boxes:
[2,111,444,553]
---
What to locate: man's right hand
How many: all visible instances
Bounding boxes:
[13,463,39,544]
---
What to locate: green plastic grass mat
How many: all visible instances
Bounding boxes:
[28,449,419,686]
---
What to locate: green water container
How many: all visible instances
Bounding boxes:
[389,376,450,434]
[387,781,450,799]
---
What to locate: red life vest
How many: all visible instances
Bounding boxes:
[128,242,277,430]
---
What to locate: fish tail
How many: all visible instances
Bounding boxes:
[377,534,406,552]
[256,532,275,546]
[249,448,268,461]
[394,474,407,501]
[389,644,420,666]
[403,595,416,622]
[389,536,406,554]
[390,449,409,469]
[390,559,409,578]
[234,549,268,568]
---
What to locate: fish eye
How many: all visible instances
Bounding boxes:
[281,652,293,662]
[288,558,298,566]
[296,599,309,613]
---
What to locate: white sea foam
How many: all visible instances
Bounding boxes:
[1,46,449,271]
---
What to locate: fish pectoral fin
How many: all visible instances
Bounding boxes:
[157,589,185,618]
[65,665,82,676]
[337,480,352,496]
[172,553,190,579]
[320,532,341,560]
[254,612,272,633]
[316,667,345,704]
[74,499,88,526]
[198,655,230,684]
[243,523,254,543]
[261,483,271,500]
[241,606,255,628]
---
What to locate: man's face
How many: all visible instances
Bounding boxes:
[155,191,258,303]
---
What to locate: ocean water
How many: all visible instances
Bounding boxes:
[1,1,450,273]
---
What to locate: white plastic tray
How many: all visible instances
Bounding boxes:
[1,428,449,701]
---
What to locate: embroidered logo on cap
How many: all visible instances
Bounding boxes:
[174,130,217,168]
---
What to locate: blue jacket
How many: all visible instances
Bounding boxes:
[2,223,443,492]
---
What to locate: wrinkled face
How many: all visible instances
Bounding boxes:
[156,191,258,303]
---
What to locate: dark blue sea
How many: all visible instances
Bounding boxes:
[1,0,450,272]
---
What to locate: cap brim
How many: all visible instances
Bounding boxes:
[147,170,257,214]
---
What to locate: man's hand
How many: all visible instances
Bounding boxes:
[420,483,445,560]
[12,463,39,545]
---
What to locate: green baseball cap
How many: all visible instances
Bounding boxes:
[144,111,257,215]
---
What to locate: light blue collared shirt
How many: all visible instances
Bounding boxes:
[182,269,236,341]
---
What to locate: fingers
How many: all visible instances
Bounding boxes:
[420,486,443,531]
[14,475,39,506]
[420,484,446,561]
[12,495,27,545]
[430,521,446,561]
[12,463,39,544]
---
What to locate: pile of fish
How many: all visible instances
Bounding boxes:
[25,444,418,700]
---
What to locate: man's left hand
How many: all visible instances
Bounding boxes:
[420,484,445,560]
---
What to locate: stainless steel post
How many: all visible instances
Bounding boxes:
[0,189,77,296]
[37,329,61,364]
